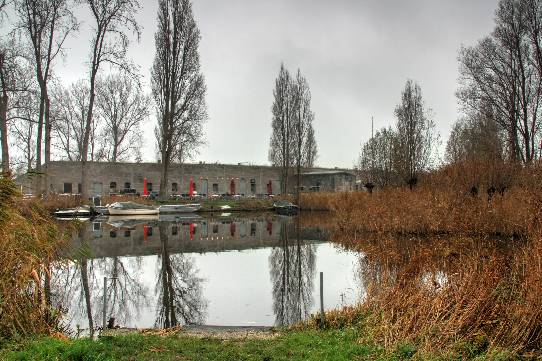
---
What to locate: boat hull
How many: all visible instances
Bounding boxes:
[108,209,159,216]
[158,204,202,213]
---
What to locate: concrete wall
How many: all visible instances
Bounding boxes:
[16,161,357,196]
[45,161,283,196]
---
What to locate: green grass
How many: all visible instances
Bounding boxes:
[2,329,383,361]
[0,329,515,361]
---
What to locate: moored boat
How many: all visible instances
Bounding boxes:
[54,206,92,219]
[158,203,202,214]
[108,202,158,215]
[273,200,299,215]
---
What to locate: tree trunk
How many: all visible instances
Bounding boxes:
[81,75,97,199]
[35,93,45,192]
[0,93,9,175]
[80,258,94,337]
[44,96,51,193]
[159,156,169,200]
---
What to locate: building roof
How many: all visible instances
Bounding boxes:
[299,170,356,177]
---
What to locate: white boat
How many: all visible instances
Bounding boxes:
[158,204,202,214]
[54,206,92,218]
[108,202,158,215]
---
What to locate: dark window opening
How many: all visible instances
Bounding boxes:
[147,227,153,236]
[78,183,82,194]
[93,222,101,231]
[213,224,219,233]
[147,183,153,192]
[172,226,178,236]
[124,230,131,237]
[124,182,131,189]
[250,223,257,236]
[110,231,117,238]
[172,183,178,193]
[212,183,219,193]
[250,179,256,193]
[63,183,72,194]
[110,182,117,191]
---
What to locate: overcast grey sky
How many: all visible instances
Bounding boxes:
[55,0,499,168]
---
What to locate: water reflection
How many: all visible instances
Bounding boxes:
[155,223,207,327]
[52,213,359,332]
[270,221,316,326]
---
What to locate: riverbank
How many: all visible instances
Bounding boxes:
[1,326,513,360]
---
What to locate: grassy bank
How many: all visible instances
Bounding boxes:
[0,177,68,340]
[1,328,514,361]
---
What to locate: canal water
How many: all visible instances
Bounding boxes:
[51,212,363,332]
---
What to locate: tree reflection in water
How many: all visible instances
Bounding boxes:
[155,223,208,328]
[270,218,316,326]
[52,226,149,335]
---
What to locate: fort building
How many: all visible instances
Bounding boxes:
[17,161,356,196]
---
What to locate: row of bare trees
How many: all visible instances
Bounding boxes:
[268,64,318,199]
[358,80,438,189]
[456,0,542,164]
[0,0,207,199]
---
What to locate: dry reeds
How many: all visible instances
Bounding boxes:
[298,162,542,355]
[0,177,68,339]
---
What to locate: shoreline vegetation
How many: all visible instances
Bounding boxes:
[2,161,542,359]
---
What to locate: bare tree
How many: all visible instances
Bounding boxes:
[269,63,293,194]
[1,34,31,175]
[51,80,102,162]
[358,126,396,188]
[152,0,207,199]
[9,90,39,172]
[394,80,437,189]
[458,0,542,164]
[80,0,141,197]
[96,73,150,162]
[291,69,317,203]
[15,0,77,190]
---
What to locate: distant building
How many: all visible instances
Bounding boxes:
[16,161,357,196]
[292,170,357,192]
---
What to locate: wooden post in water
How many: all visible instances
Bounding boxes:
[103,277,107,330]
[320,272,325,327]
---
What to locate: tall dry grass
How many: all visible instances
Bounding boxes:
[0,177,68,339]
[299,162,542,355]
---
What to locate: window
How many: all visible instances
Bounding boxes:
[63,183,72,194]
[250,223,257,236]
[147,183,153,192]
[147,227,153,236]
[93,222,101,231]
[172,183,178,193]
[124,182,131,189]
[124,230,131,237]
[78,183,82,194]
[212,183,219,193]
[172,226,178,236]
[110,182,117,191]
[213,224,219,234]
[193,182,197,191]
[110,231,117,238]
[250,179,256,193]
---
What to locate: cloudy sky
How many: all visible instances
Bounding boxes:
[56,0,499,168]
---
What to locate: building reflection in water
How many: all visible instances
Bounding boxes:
[51,213,336,332]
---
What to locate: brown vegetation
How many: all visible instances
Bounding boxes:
[0,177,69,339]
[300,162,542,355]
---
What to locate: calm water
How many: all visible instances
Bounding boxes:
[52,213,363,332]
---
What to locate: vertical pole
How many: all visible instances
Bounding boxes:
[320,272,325,327]
[102,277,107,330]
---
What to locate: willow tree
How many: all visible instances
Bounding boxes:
[152,0,207,200]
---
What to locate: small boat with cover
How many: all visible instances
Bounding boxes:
[108,201,158,216]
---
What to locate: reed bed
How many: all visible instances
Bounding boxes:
[0,178,68,339]
[298,163,542,355]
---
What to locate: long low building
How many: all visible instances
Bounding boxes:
[18,161,357,196]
